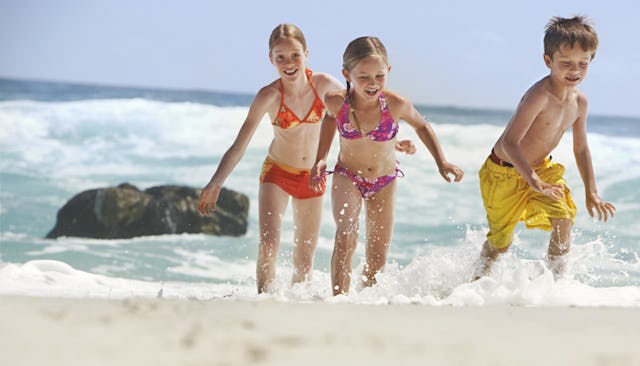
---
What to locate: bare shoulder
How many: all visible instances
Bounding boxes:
[515,78,552,114]
[310,71,340,85]
[382,89,414,116]
[576,89,589,110]
[310,71,343,95]
[253,80,281,108]
[324,89,346,115]
[524,78,551,102]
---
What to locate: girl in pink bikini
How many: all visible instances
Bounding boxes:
[310,36,464,295]
[198,25,414,294]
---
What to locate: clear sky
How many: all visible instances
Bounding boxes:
[1,0,638,117]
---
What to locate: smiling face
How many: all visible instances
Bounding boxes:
[269,37,308,79]
[544,44,593,87]
[343,55,390,101]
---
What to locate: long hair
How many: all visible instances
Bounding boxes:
[342,36,389,102]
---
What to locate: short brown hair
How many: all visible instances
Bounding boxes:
[544,15,598,59]
[268,24,307,53]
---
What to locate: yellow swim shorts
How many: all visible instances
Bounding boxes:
[479,156,577,249]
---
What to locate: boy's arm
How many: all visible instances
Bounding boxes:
[572,97,616,222]
[499,92,565,200]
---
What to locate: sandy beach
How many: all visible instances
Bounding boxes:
[1,295,639,366]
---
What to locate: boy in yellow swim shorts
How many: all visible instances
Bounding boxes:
[474,15,616,280]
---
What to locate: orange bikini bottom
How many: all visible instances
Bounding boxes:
[260,156,324,199]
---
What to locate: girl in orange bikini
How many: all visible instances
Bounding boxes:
[197,24,341,293]
[310,36,464,295]
[198,24,415,293]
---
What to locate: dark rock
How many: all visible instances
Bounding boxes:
[46,183,249,239]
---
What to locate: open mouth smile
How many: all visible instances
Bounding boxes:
[365,87,379,96]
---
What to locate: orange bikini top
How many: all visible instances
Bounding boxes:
[272,68,326,129]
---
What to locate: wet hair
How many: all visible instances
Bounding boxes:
[544,15,598,60]
[268,23,307,53]
[342,36,389,101]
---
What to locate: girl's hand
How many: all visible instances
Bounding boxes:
[197,182,222,216]
[395,139,416,155]
[439,163,464,183]
[309,160,328,193]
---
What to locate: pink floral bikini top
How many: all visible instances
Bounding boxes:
[336,91,398,142]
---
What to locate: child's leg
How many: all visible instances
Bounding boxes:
[475,159,524,280]
[546,218,572,278]
[257,183,289,293]
[362,180,396,288]
[330,174,362,295]
[474,240,510,280]
[290,195,323,284]
[530,161,576,277]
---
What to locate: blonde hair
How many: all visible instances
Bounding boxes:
[544,15,598,59]
[268,23,307,53]
[342,37,389,100]
[342,36,389,71]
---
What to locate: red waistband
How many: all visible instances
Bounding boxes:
[489,149,513,167]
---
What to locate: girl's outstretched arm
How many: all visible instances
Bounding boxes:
[395,94,464,182]
[198,87,275,215]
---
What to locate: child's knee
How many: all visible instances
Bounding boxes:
[335,218,359,239]
[549,217,573,231]
[486,232,513,252]
[482,242,510,261]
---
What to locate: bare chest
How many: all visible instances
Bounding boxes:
[529,102,579,141]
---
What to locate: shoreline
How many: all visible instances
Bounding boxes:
[1,295,639,365]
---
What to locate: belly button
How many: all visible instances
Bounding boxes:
[367,167,372,172]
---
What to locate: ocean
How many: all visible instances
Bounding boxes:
[1,78,639,306]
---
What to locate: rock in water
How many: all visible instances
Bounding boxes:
[46,183,249,239]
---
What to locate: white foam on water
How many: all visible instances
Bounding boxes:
[2,100,639,306]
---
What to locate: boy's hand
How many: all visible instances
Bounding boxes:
[586,192,616,222]
[531,179,565,201]
[395,139,416,155]
[542,184,566,201]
